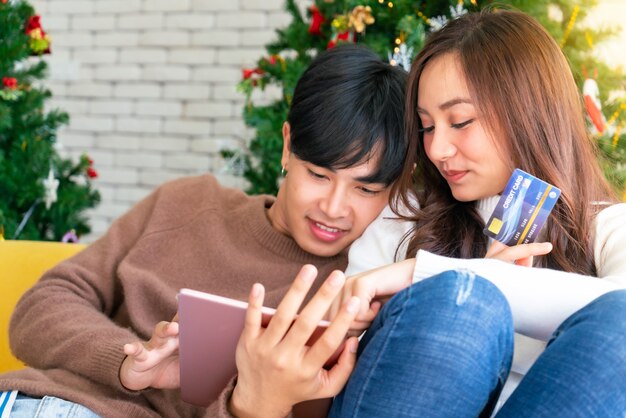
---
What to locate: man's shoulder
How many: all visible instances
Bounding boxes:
[144,174,258,228]
[156,174,250,207]
[158,174,238,195]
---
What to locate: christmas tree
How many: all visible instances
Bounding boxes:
[0,0,100,241]
[227,0,626,197]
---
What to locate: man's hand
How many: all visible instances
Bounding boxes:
[119,315,181,391]
[229,265,361,418]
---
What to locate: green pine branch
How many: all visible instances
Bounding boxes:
[0,0,100,241]
[227,0,626,197]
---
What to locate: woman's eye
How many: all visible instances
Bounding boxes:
[451,119,474,129]
[418,126,434,134]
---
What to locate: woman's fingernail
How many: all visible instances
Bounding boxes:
[350,338,358,353]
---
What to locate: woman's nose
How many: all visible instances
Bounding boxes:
[427,129,456,161]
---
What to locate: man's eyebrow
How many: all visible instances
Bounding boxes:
[324,167,383,184]
[354,175,385,185]
[322,164,385,185]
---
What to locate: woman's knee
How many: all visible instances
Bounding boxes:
[382,269,513,336]
[561,289,626,329]
[552,289,626,354]
[585,289,626,327]
[417,269,509,315]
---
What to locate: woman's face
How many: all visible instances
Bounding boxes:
[268,123,391,257]
[417,53,511,201]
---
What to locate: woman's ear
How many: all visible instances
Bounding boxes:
[281,122,291,170]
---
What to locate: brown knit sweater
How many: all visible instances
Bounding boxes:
[0,175,347,418]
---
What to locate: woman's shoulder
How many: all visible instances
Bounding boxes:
[594,201,626,226]
[593,202,626,247]
[345,198,416,275]
[372,195,417,239]
[593,202,626,280]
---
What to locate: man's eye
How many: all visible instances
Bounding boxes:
[451,119,474,129]
[358,186,382,195]
[308,169,326,179]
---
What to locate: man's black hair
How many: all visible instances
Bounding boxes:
[288,44,408,186]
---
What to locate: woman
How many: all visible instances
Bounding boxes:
[0,45,408,418]
[328,9,626,418]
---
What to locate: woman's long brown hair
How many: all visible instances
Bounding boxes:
[392,8,616,274]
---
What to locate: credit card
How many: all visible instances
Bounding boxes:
[483,168,561,246]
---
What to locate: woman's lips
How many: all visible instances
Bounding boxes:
[443,169,468,183]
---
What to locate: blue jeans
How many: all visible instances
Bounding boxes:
[497,288,626,417]
[8,394,100,418]
[328,270,626,418]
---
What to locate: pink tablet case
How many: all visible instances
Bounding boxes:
[178,288,344,406]
[177,288,271,406]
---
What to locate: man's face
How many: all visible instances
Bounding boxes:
[268,124,391,257]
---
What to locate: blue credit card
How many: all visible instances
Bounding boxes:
[483,168,561,246]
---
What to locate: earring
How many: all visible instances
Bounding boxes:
[281,166,286,177]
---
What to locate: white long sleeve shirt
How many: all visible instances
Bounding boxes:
[346,198,626,408]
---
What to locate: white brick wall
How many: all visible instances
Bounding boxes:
[29,0,311,241]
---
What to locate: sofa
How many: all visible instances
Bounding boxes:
[0,240,85,373]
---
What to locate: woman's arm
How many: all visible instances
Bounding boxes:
[411,250,624,341]
[345,249,623,342]
[345,203,626,342]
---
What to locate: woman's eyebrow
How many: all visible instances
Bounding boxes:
[417,97,473,114]
[439,97,473,110]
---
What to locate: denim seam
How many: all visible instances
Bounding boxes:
[33,396,48,418]
[350,284,413,418]
[68,401,78,418]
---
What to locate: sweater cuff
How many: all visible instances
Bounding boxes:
[207,375,294,418]
[206,375,238,418]
[204,376,293,418]
[86,329,144,396]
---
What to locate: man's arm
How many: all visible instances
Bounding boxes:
[9,188,160,392]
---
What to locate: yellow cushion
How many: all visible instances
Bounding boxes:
[0,240,85,373]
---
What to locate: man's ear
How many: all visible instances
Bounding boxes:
[281,122,291,170]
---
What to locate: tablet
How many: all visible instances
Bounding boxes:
[177,288,340,406]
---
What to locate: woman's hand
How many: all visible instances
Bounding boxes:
[329,259,417,332]
[486,240,553,267]
[229,265,361,418]
[119,314,180,391]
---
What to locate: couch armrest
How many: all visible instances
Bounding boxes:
[0,240,86,373]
